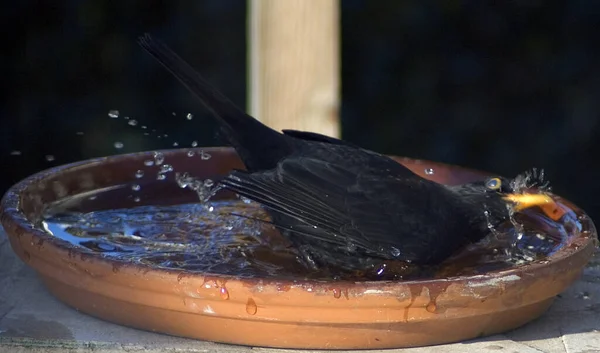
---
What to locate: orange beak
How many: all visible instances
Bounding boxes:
[503,193,568,221]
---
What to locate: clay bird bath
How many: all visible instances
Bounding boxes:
[0,147,596,349]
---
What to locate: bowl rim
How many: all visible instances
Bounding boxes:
[1,147,596,290]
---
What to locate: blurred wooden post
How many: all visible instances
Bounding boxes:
[248,0,340,138]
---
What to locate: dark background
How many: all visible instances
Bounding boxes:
[1,1,599,222]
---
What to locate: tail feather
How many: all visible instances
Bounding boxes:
[138,34,289,170]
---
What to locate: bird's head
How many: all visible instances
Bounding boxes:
[450,173,566,237]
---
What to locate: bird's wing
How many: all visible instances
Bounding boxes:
[220,157,441,261]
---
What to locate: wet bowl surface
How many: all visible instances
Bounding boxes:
[1,148,596,349]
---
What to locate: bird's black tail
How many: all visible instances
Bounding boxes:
[138,34,290,171]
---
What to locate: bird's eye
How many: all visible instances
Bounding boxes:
[485,177,502,190]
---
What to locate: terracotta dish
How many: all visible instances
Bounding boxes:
[1,148,596,349]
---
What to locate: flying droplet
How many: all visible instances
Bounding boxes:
[186,113,193,120]
[204,179,214,188]
[157,174,166,181]
[45,155,55,162]
[143,160,154,167]
[200,151,211,160]
[424,168,434,175]
[135,170,144,178]
[171,112,176,116]
[75,131,84,136]
[160,164,173,173]
[390,247,401,257]
[128,120,138,126]
[153,152,165,165]
[131,184,141,191]
[376,263,387,276]
[123,116,130,120]
[10,150,21,156]
[114,141,124,149]
[141,125,147,129]
[191,140,198,147]
[187,150,195,157]
[173,142,179,147]
[108,110,119,118]
[133,196,141,202]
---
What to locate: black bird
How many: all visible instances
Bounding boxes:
[138,34,558,271]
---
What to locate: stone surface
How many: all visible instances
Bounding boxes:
[1,227,599,353]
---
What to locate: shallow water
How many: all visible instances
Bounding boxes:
[38,191,592,281]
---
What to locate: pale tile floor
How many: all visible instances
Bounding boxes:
[1,228,599,353]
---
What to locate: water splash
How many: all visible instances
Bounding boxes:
[175,172,221,203]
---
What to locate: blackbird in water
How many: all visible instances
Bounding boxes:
[138,34,560,271]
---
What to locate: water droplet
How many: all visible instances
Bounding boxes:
[133,196,141,202]
[114,141,124,149]
[424,168,434,175]
[141,125,147,129]
[123,116,130,120]
[246,298,257,315]
[108,110,119,118]
[426,301,437,313]
[171,112,176,116]
[160,164,173,173]
[10,150,21,156]
[143,160,154,166]
[76,131,84,136]
[220,286,229,300]
[153,152,165,165]
[187,150,195,157]
[191,141,198,147]
[204,179,214,188]
[208,206,214,212]
[143,132,150,136]
[186,113,193,120]
[135,170,144,178]
[163,134,169,138]
[200,151,211,160]
[157,174,166,181]
[332,288,342,299]
[128,120,138,126]
[376,263,387,276]
[131,184,141,191]
[578,291,591,300]
[390,247,401,257]
[45,155,55,162]
[173,142,179,147]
